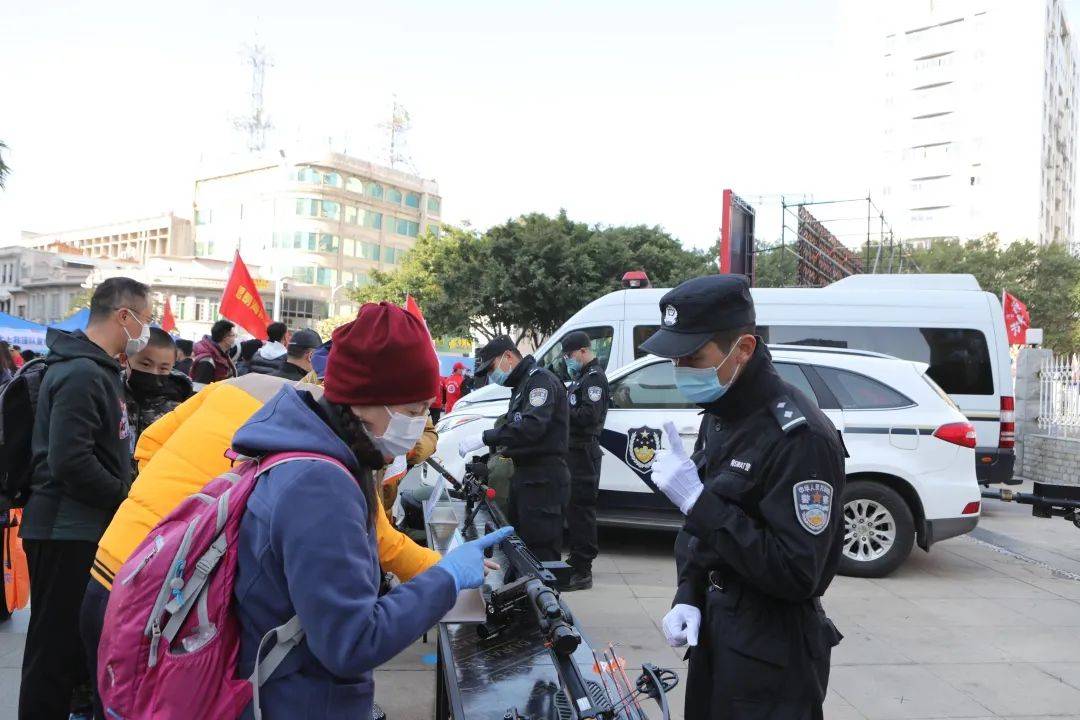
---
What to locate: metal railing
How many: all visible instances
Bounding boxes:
[1039,354,1080,438]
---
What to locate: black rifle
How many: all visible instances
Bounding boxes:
[982,481,1080,529]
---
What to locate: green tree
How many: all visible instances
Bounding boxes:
[0,141,9,189]
[68,288,92,315]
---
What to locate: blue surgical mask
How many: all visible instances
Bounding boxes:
[565,356,582,378]
[488,356,510,386]
[673,339,745,404]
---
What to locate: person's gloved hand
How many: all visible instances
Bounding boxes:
[662,604,701,647]
[458,433,487,458]
[651,422,704,514]
[436,526,515,592]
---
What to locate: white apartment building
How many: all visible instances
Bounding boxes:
[877,0,1078,250]
[192,152,442,327]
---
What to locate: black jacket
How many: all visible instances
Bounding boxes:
[567,358,609,448]
[21,329,132,542]
[124,371,194,456]
[272,361,310,382]
[482,355,568,464]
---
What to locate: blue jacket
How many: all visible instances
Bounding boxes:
[233,386,457,720]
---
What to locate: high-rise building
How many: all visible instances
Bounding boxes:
[876,0,1078,250]
[192,152,442,327]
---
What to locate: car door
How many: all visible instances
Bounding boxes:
[600,360,698,496]
[774,360,845,435]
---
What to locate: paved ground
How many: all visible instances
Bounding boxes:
[2,481,1080,719]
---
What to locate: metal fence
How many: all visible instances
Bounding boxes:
[1039,354,1080,438]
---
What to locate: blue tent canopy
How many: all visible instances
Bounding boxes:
[0,312,48,353]
[51,307,90,331]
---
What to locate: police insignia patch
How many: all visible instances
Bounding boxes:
[662,305,678,327]
[626,426,662,472]
[529,388,549,407]
[793,480,833,535]
[569,393,577,406]
[588,385,603,402]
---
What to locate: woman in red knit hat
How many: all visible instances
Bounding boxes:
[230,302,513,720]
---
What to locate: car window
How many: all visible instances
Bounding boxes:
[815,366,913,410]
[774,362,819,406]
[633,325,661,359]
[759,324,993,396]
[538,326,615,381]
[610,361,695,410]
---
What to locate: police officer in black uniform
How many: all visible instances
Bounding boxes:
[561,331,610,591]
[459,335,570,561]
[639,275,845,720]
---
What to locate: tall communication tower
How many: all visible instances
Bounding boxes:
[234,44,272,153]
[379,96,413,169]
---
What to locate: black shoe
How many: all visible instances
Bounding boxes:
[372,701,387,720]
[562,569,593,591]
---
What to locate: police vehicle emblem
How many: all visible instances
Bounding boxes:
[569,393,577,406]
[662,305,678,327]
[588,385,603,402]
[626,426,662,472]
[793,480,833,535]
[529,388,548,407]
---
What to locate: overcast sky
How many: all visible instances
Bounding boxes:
[2,0,1077,251]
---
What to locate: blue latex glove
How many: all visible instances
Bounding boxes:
[436,526,515,592]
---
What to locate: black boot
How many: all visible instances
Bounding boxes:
[563,567,593,591]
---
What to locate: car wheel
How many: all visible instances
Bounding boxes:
[838,481,914,578]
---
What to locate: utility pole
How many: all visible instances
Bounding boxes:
[234,43,272,153]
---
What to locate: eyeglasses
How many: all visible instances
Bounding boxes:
[119,307,156,326]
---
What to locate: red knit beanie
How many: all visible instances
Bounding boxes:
[323,302,440,406]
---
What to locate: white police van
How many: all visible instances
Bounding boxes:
[431,346,981,577]
[453,274,1014,486]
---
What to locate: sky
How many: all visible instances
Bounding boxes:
[1,0,1076,252]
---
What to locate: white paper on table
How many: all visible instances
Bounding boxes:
[440,587,487,623]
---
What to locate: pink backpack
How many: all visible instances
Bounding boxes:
[98,451,352,720]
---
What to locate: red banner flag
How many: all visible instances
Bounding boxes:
[404,294,429,334]
[161,296,176,333]
[1003,290,1031,345]
[220,252,270,340]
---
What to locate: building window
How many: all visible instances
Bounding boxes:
[318,234,340,253]
[427,224,440,238]
[195,209,212,225]
[322,172,342,188]
[320,200,340,220]
[404,192,421,209]
[367,183,384,200]
[316,267,336,286]
[290,267,316,284]
[346,177,364,194]
[349,240,380,261]
[345,205,358,225]
[295,166,320,183]
[394,218,420,237]
[280,297,327,326]
[427,197,441,214]
[386,188,403,204]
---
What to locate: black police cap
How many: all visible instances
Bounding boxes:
[288,328,323,351]
[476,335,517,374]
[638,274,755,359]
[561,331,591,354]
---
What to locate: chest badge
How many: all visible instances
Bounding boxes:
[662,305,678,327]
[627,426,662,472]
[729,458,751,473]
[529,388,549,407]
[588,385,603,403]
[569,393,577,406]
[793,480,833,535]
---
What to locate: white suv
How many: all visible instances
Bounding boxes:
[420,346,982,577]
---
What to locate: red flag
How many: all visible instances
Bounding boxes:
[1003,290,1031,345]
[220,252,270,340]
[161,296,176,333]
[404,294,429,333]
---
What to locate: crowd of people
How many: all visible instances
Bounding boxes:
[4,272,848,720]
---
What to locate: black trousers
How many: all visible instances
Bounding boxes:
[565,444,601,571]
[79,578,110,720]
[19,539,97,720]
[684,584,840,720]
[507,459,569,562]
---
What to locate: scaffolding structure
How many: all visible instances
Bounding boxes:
[757,195,921,287]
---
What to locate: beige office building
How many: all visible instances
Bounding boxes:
[193,152,442,327]
[19,213,194,261]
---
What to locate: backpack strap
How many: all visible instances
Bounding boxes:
[249,615,305,720]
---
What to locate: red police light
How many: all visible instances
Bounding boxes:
[622,271,651,289]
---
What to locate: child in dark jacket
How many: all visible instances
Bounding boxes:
[233,302,510,720]
[123,328,193,462]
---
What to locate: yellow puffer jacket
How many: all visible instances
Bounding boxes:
[92,374,441,590]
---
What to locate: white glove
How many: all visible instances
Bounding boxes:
[458,433,487,458]
[651,422,704,514]
[662,604,701,647]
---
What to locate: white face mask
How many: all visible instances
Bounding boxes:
[372,406,428,458]
[122,308,151,356]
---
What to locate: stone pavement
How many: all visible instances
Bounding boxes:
[2,481,1080,718]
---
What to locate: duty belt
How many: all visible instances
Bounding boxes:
[707,570,825,612]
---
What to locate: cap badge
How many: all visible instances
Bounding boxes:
[662,305,678,327]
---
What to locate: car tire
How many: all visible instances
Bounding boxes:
[838,480,915,578]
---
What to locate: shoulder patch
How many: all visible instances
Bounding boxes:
[588,385,603,402]
[793,480,833,535]
[771,396,807,433]
[529,387,549,407]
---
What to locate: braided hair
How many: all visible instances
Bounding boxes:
[331,403,385,529]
